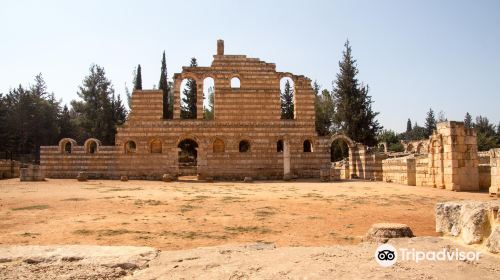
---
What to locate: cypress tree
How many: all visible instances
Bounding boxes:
[332,40,381,145]
[180,58,198,119]
[159,51,171,119]
[464,112,473,128]
[280,80,294,119]
[424,108,436,137]
[406,118,412,132]
[134,64,142,90]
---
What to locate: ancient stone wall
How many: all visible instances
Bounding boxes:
[382,155,416,185]
[0,160,20,179]
[490,148,500,196]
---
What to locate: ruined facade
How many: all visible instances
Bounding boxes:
[41,41,339,180]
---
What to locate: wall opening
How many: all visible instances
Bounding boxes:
[277,140,284,152]
[88,141,97,154]
[239,140,250,153]
[230,77,240,89]
[180,78,197,119]
[64,142,72,154]
[331,140,349,162]
[303,140,312,152]
[280,77,295,119]
[125,141,136,154]
[203,77,215,120]
[178,139,198,167]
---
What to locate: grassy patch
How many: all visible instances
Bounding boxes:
[62,198,88,202]
[254,206,278,218]
[12,205,50,211]
[221,196,244,203]
[73,229,94,235]
[134,199,162,206]
[224,226,272,235]
[161,231,227,240]
[179,204,199,213]
[20,232,40,237]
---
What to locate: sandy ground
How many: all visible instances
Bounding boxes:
[0,178,496,250]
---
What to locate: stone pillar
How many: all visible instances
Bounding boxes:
[217,39,224,55]
[197,80,204,119]
[173,78,181,119]
[283,140,291,179]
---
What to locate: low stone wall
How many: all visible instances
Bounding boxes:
[19,165,45,181]
[415,156,431,186]
[435,201,500,253]
[0,160,20,179]
[490,148,500,196]
[382,155,416,185]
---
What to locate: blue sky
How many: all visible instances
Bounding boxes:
[1,0,499,131]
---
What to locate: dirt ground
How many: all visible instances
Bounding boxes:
[0,179,496,250]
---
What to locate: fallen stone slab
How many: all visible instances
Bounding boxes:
[363,223,414,243]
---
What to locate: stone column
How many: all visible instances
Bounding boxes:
[173,78,181,119]
[197,80,204,119]
[283,140,291,179]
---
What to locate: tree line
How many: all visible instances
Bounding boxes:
[0,51,174,162]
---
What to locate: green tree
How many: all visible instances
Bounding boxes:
[332,40,381,146]
[71,64,121,145]
[58,105,78,139]
[159,51,171,119]
[474,116,497,151]
[280,80,294,119]
[424,108,436,137]
[315,89,335,136]
[464,112,473,128]
[133,64,142,90]
[180,58,198,119]
[406,118,412,132]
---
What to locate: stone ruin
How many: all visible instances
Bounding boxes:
[34,41,499,193]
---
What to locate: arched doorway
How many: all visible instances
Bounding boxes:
[178,139,198,176]
[329,134,356,180]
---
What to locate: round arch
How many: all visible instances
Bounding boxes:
[84,138,101,154]
[59,138,77,154]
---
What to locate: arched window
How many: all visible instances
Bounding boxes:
[64,142,72,154]
[303,140,312,152]
[180,78,197,119]
[88,141,97,154]
[125,141,137,154]
[230,77,240,89]
[277,140,284,153]
[239,140,250,153]
[203,77,215,120]
[280,77,295,119]
[150,139,162,153]
[213,138,225,153]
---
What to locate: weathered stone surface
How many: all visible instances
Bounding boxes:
[485,225,500,253]
[435,201,500,252]
[243,176,253,183]
[363,223,414,243]
[120,176,128,182]
[162,174,173,182]
[19,165,44,182]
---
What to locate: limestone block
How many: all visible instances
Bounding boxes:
[486,225,500,253]
[459,203,489,244]
[363,223,414,243]
[77,172,87,182]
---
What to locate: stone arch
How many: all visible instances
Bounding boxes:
[230,76,241,89]
[303,139,313,152]
[213,138,225,153]
[59,138,77,154]
[149,138,162,153]
[239,140,251,153]
[279,76,296,120]
[377,142,388,153]
[329,134,356,148]
[124,140,137,154]
[203,77,215,120]
[416,141,428,154]
[407,143,414,153]
[178,138,199,167]
[84,138,101,154]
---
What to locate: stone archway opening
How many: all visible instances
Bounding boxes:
[329,134,356,180]
[178,139,199,176]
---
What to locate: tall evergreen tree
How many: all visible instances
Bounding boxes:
[315,88,334,136]
[71,64,120,145]
[406,118,412,132]
[180,58,198,119]
[0,94,9,151]
[464,112,473,128]
[424,108,436,137]
[58,105,77,139]
[280,80,294,119]
[159,51,171,119]
[331,40,381,145]
[133,64,142,90]
[474,116,497,151]
[203,86,214,120]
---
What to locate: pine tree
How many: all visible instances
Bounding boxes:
[159,51,171,119]
[203,86,214,120]
[72,64,119,145]
[0,94,9,151]
[332,40,381,145]
[280,80,294,119]
[134,64,142,90]
[180,58,198,119]
[424,108,436,137]
[58,105,77,139]
[474,116,497,151]
[406,118,412,132]
[464,112,473,128]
